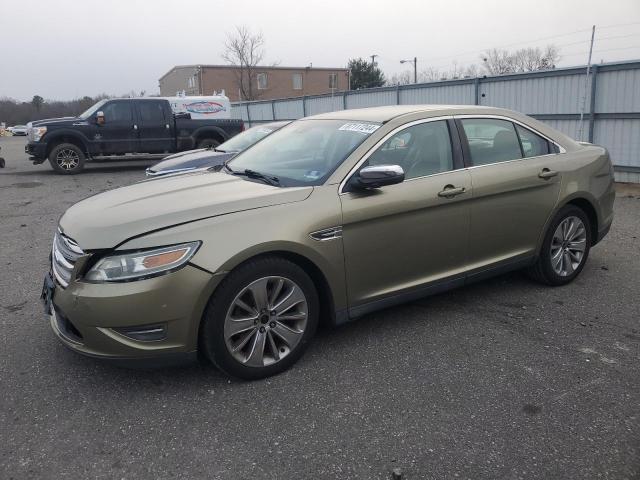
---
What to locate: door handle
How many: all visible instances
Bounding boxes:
[438,185,466,198]
[538,168,558,179]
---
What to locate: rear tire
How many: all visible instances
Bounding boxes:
[48,143,86,174]
[527,205,591,286]
[199,256,319,380]
[196,138,220,149]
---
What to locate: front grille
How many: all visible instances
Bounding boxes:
[52,229,84,288]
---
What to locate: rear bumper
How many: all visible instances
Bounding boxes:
[26,142,47,162]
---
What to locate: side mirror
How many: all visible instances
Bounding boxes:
[352,164,405,189]
[96,111,105,125]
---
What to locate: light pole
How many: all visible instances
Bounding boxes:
[370,54,379,66]
[400,57,417,84]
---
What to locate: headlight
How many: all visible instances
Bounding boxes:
[32,126,47,141]
[85,242,201,282]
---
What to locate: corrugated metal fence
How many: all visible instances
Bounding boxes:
[231,60,640,183]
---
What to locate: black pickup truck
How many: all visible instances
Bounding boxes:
[25,98,244,174]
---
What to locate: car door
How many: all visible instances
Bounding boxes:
[340,118,472,314]
[96,100,137,154]
[136,100,173,153]
[456,116,563,272]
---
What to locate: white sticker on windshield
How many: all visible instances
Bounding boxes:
[304,170,322,179]
[338,122,380,135]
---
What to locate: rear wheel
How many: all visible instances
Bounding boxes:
[196,138,220,149]
[528,205,591,286]
[200,256,319,380]
[48,143,86,174]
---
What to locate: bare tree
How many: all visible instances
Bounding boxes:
[482,45,560,75]
[387,70,413,85]
[222,26,266,101]
[481,48,516,75]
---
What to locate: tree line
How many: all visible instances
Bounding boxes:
[356,45,561,89]
[0,91,149,127]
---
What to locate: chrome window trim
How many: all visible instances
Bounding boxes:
[455,114,567,154]
[338,115,454,195]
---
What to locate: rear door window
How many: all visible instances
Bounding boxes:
[515,124,550,157]
[138,101,167,125]
[460,118,522,166]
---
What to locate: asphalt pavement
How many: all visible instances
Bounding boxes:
[0,136,639,479]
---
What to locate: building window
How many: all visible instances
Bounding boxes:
[329,73,338,89]
[257,73,268,90]
[292,73,303,90]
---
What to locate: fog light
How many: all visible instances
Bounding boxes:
[113,323,167,342]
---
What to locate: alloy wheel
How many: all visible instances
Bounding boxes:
[550,216,587,276]
[56,149,80,170]
[224,276,308,367]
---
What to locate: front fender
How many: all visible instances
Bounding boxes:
[43,129,90,154]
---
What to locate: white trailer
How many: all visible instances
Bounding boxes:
[163,94,231,120]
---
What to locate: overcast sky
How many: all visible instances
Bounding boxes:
[1,0,639,101]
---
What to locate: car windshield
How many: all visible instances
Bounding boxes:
[79,100,107,120]
[219,124,283,152]
[227,119,380,187]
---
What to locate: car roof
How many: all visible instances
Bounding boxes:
[304,104,505,123]
[250,120,291,129]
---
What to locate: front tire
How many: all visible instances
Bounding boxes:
[48,143,86,174]
[200,256,319,380]
[528,205,591,286]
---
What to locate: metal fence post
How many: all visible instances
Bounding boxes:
[342,91,347,110]
[302,96,307,117]
[474,77,480,105]
[396,85,401,105]
[271,100,276,121]
[588,65,598,143]
[245,103,251,126]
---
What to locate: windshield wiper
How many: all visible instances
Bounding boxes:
[224,165,280,186]
[242,169,280,186]
[214,148,226,153]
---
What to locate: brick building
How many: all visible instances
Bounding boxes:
[159,65,350,101]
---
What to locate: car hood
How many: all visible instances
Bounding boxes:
[60,171,313,249]
[30,116,80,127]
[149,149,236,174]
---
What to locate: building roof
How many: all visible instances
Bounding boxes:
[305,105,506,123]
[159,64,349,81]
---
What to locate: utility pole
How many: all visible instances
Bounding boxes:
[370,54,378,66]
[578,25,596,141]
[412,57,417,83]
[400,57,418,84]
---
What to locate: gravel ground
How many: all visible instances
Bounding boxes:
[0,136,639,479]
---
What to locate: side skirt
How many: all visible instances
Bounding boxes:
[343,254,535,322]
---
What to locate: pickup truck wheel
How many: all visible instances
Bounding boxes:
[196,138,220,149]
[49,143,86,174]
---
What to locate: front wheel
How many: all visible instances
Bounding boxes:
[199,257,319,380]
[48,143,86,174]
[527,205,591,286]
